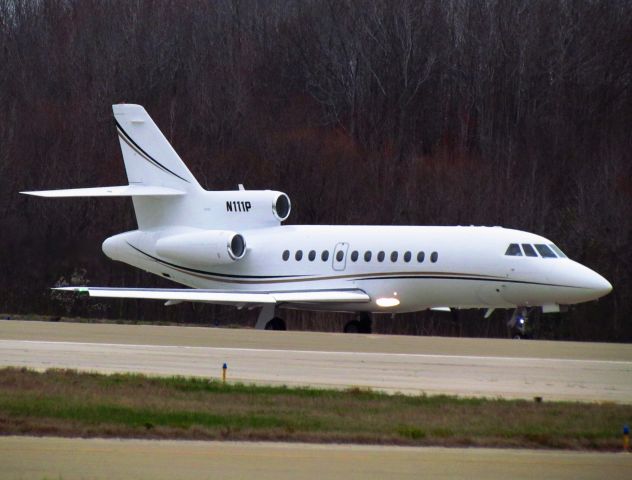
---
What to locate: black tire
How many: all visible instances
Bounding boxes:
[358,314,373,334]
[344,320,361,333]
[264,317,286,331]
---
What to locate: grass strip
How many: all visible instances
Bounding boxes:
[0,367,629,450]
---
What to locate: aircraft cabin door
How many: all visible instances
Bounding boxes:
[332,242,349,271]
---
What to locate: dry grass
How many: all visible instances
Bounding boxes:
[0,367,629,450]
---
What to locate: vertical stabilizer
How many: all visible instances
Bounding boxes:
[113,104,203,229]
[113,104,200,189]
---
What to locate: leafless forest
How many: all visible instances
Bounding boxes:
[1,0,630,340]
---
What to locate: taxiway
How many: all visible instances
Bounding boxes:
[1,320,631,402]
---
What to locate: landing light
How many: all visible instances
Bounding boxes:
[376,297,400,308]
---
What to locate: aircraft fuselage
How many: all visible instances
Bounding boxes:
[103,224,611,314]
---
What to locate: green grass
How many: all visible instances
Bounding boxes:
[0,367,629,450]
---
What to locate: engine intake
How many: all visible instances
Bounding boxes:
[229,233,246,259]
[273,193,291,221]
[156,229,246,267]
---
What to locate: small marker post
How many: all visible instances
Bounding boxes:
[222,363,227,384]
[624,425,629,452]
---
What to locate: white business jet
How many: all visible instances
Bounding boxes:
[22,104,612,334]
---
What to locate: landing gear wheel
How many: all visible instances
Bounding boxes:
[359,313,372,333]
[344,320,361,333]
[344,314,372,334]
[264,317,286,331]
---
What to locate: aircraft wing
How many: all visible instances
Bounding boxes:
[54,287,371,306]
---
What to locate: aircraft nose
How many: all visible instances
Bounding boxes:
[548,261,612,305]
[579,266,612,299]
[592,272,613,297]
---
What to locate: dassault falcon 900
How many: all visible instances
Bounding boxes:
[22,104,612,334]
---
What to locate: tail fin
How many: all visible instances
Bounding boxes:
[113,104,200,190]
[113,104,203,230]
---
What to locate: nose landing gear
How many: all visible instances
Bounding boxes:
[507,307,529,339]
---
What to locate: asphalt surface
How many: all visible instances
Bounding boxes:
[1,320,631,402]
[2,320,631,479]
[2,436,630,480]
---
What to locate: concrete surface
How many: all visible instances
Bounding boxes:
[1,436,630,480]
[1,321,631,479]
[2,319,630,359]
[1,320,631,402]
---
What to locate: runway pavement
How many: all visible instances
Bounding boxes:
[2,436,631,480]
[1,320,631,402]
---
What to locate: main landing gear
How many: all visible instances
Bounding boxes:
[344,313,373,334]
[255,305,287,331]
[264,317,287,331]
[255,306,373,334]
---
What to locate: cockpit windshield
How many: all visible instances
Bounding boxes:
[522,244,538,257]
[505,244,522,256]
[549,244,567,258]
[534,244,557,258]
[505,242,568,259]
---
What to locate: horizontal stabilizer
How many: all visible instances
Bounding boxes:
[21,185,185,197]
[54,287,370,306]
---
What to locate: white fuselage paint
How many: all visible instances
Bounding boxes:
[103,224,612,314]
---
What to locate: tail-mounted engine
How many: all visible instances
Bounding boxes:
[272,192,291,221]
[218,190,291,226]
[156,229,247,267]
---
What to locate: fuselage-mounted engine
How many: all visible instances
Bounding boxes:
[272,192,291,221]
[219,190,291,227]
[156,229,247,268]
[103,189,293,270]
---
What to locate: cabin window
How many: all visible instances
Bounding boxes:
[522,244,537,257]
[321,250,329,261]
[549,244,567,258]
[377,251,385,262]
[430,251,438,263]
[308,250,316,261]
[505,244,522,256]
[364,251,372,262]
[390,251,398,262]
[404,251,411,262]
[336,250,344,262]
[535,244,557,258]
[417,251,425,263]
[282,250,290,261]
[295,250,303,261]
[351,250,359,262]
